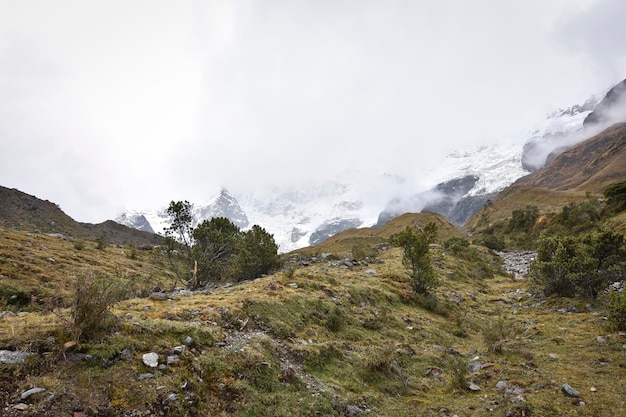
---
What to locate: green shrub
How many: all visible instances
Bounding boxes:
[324,306,345,332]
[531,230,626,298]
[70,271,133,341]
[443,237,470,256]
[482,235,505,251]
[73,240,85,251]
[391,222,439,295]
[480,309,521,354]
[352,242,378,261]
[95,235,108,250]
[608,289,626,330]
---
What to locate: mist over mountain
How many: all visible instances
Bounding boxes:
[116,79,626,252]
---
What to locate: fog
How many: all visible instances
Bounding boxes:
[1,0,625,222]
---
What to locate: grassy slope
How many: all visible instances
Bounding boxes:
[1,225,624,416]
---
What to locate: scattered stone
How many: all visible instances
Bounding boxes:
[138,373,155,380]
[561,383,581,398]
[447,291,464,304]
[0,350,36,364]
[149,292,168,301]
[364,269,377,275]
[590,387,597,392]
[288,283,298,288]
[596,336,607,344]
[165,393,178,402]
[468,382,481,392]
[21,387,46,400]
[45,257,55,264]
[495,380,508,391]
[12,403,29,411]
[173,346,184,354]
[166,355,180,365]
[549,353,559,360]
[345,404,363,416]
[142,352,159,368]
[183,336,193,346]
[120,349,132,360]
[467,361,482,374]
[63,340,78,351]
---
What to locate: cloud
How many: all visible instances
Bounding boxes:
[0,0,623,223]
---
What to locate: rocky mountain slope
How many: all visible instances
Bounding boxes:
[116,79,626,251]
[465,122,626,231]
[0,186,159,247]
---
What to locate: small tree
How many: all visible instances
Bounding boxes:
[232,225,282,281]
[531,230,626,298]
[164,200,194,258]
[604,180,626,213]
[391,222,439,295]
[192,217,241,288]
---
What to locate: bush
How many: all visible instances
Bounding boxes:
[352,242,378,262]
[391,222,439,295]
[531,230,626,298]
[70,272,133,341]
[609,289,626,330]
[95,235,108,250]
[443,236,470,255]
[482,235,505,251]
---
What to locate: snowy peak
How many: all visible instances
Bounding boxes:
[115,213,155,234]
[195,188,249,229]
[117,188,249,236]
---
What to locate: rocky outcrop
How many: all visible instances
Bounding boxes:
[195,188,249,229]
[309,218,362,246]
[584,78,626,128]
[376,175,480,227]
[115,213,155,233]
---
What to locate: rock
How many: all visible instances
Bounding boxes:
[173,346,184,354]
[495,380,508,391]
[562,383,581,398]
[166,355,180,365]
[596,336,607,344]
[549,353,559,360]
[149,292,168,301]
[165,393,178,402]
[142,352,159,368]
[467,361,482,374]
[21,387,46,400]
[590,387,597,392]
[448,291,463,304]
[12,403,29,411]
[183,336,193,346]
[345,404,363,416]
[120,348,132,360]
[288,283,298,288]
[468,382,481,391]
[0,350,36,364]
[364,269,377,275]
[63,340,78,351]
[45,257,55,263]
[138,373,155,380]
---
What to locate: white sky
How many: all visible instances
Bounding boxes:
[1,0,625,222]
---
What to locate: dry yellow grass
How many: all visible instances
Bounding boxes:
[1,228,624,416]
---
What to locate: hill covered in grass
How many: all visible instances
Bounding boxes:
[1,215,624,416]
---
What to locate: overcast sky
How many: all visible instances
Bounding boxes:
[1,0,625,223]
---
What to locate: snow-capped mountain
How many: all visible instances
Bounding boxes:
[118,80,625,252]
[116,188,248,237]
[377,91,604,226]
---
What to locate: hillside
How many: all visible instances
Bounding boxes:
[0,186,160,247]
[1,212,625,415]
[465,123,626,233]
